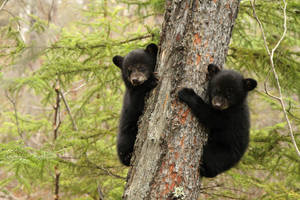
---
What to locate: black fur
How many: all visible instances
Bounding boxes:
[178,64,257,178]
[112,44,158,166]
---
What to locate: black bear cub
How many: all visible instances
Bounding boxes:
[178,64,257,178]
[112,43,158,166]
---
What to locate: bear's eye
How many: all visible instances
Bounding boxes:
[137,65,146,71]
[214,88,221,93]
[139,68,146,72]
[225,89,233,98]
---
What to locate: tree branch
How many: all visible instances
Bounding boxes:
[48,0,55,23]
[5,90,23,139]
[93,164,126,180]
[0,191,20,200]
[53,81,61,140]
[251,0,300,157]
[51,34,153,50]
[97,182,105,200]
[0,8,24,42]
[53,79,61,200]
[59,89,78,131]
[0,0,9,10]
[54,165,61,200]
[57,156,126,180]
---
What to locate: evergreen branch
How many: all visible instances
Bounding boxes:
[0,0,25,43]
[99,33,153,47]
[51,34,153,50]
[79,129,116,139]
[5,90,23,139]
[200,191,242,200]
[58,157,126,180]
[93,164,126,180]
[200,184,254,196]
[251,0,300,157]
[200,183,224,190]
[59,89,78,131]
[1,34,154,52]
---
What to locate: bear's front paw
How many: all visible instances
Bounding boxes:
[149,74,159,89]
[178,88,196,102]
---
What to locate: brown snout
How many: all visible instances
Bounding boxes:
[212,96,229,110]
[130,72,147,86]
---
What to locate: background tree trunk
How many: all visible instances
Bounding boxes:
[123,0,241,199]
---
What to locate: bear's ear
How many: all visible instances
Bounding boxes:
[112,55,124,69]
[145,43,158,57]
[243,78,257,91]
[208,64,220,77]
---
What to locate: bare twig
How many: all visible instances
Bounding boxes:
[53,79,61,200]
[251,0,300,157]
[97,182,105,200]
[54,165,61,200]
[0,0,9,10]
[38,0,46,16]
[263,82,280,101]
[48,0,55,24]
[63,83,86,95]
[53,81,61,140]
[88,161,126,179]
[59,89,78,131]
[5,90,23,139]
[0,191,20,200]
[251,1,270,55]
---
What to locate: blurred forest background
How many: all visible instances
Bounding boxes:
[0,0,299,199]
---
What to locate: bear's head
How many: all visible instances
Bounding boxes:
[112,44,158,87]
[207,64,257,110]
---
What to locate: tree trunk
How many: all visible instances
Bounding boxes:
[123,0,241,199]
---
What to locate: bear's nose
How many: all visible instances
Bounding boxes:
[131,78,140,85]
[212,96,229,110]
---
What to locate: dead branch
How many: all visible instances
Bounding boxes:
[59,89,78,131]
[97,182,105,200]
[48,0,56,24]
[0,191,20,200]
[0,0,9,10]
[251,0,300,157]
[54,165,61,200]
[53,80,61,140]
[53,79,61,200]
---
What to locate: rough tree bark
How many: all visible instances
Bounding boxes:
[123,0,241,199]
